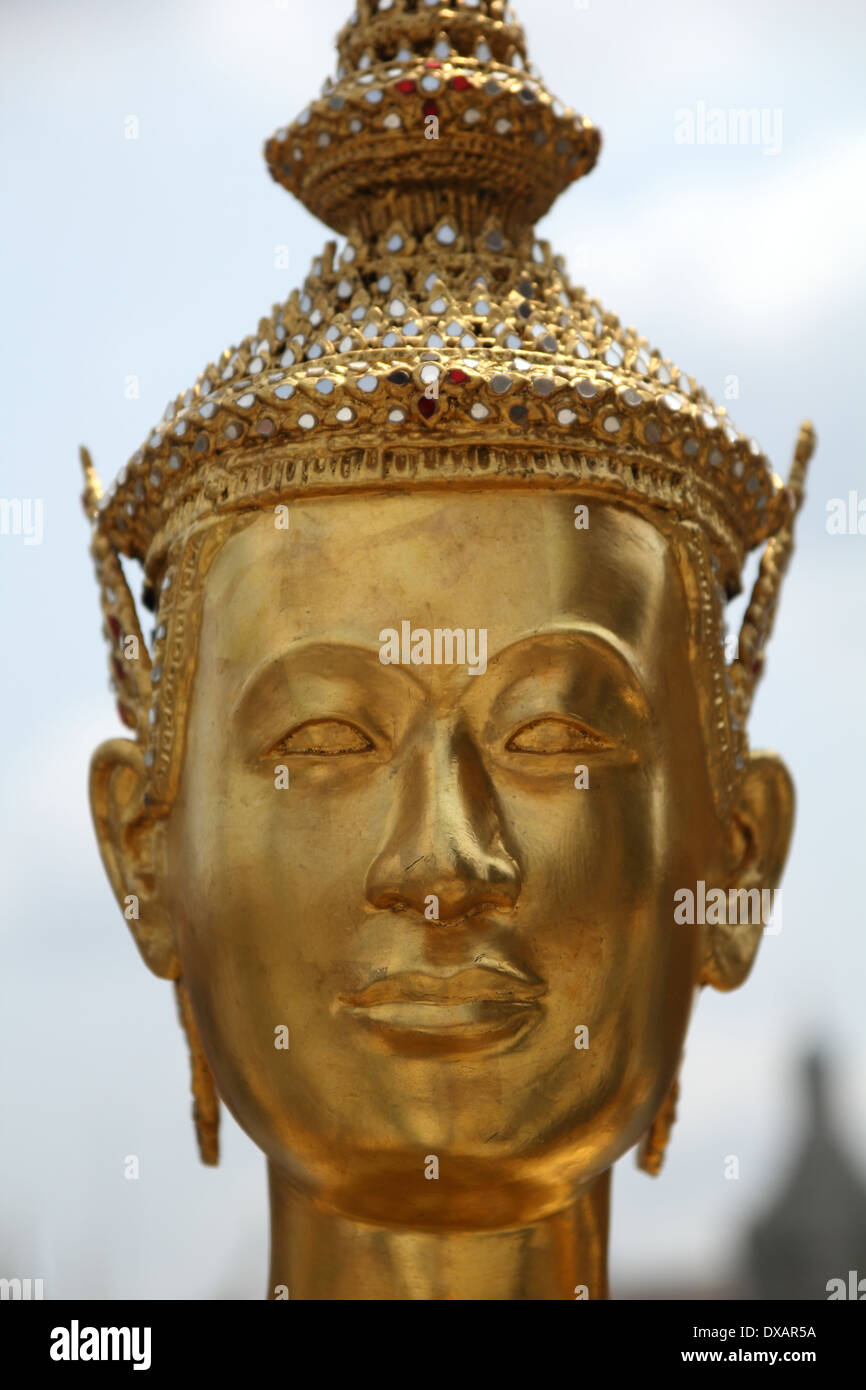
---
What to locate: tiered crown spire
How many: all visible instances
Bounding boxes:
[266,0,599,239]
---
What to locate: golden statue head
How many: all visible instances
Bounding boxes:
[83,0,812,1299]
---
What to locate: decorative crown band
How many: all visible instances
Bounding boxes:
[93,232,792,593]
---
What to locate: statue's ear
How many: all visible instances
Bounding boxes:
[700,751,795,992]
[89,739,180,980]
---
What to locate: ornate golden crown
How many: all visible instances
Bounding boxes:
[83,0,813,801]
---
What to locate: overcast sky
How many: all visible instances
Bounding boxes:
[1,0,865,1298]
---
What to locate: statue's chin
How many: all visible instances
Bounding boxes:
[247,1088,660,1232]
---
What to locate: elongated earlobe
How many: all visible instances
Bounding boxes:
[700,751,795,992]
[89,738,220,1163]
[89,738,179,979]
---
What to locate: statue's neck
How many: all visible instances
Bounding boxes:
[267,1165,611,1301]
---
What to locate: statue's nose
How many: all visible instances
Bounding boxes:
[364,719,521,924]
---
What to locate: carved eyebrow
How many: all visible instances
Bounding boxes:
[485,625,651,711]
[235,627,651,711]
[235,638,426,713]
[231,619,656,745]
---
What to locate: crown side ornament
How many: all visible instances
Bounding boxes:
[81,446,153,740]
[733,422,814,725]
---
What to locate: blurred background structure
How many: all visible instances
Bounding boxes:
[747,1049,866,1300]
[620,1048,866,1298]
[1,0,865,1298]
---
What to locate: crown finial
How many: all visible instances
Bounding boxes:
[265,0,600,241]
[80,445,103,522]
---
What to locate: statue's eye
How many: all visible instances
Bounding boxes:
[506,717,610,754]
[268,719,374,756]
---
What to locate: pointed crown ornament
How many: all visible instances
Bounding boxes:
[82,0,814,1162]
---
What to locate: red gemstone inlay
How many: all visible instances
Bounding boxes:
[111,655,125,684]
[448,369,469,384]
[396,79,417,94]
[450,76,471,91]
[752,658,764,676]
[107,614,121,641]
[423,100,439,117]
[425,59,441,69]
[418,397,438,419]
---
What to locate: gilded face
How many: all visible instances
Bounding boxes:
[163,491,723,1226]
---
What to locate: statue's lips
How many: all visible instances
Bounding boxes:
[341,967,546,1008]
[339,968,545,1050]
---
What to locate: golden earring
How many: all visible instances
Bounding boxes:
[637,1076,679,1176]
[174,979,220,1165]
